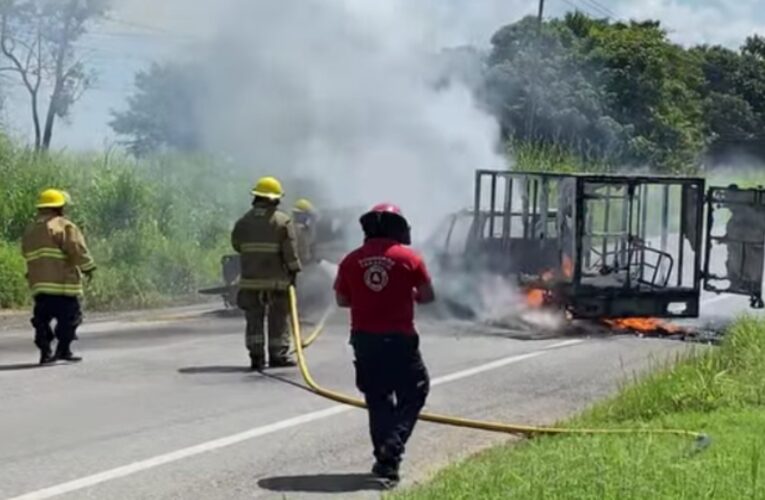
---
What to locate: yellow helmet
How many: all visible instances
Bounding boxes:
[251,176,284,200]
[36,188,70,209]
[293,198,315,213]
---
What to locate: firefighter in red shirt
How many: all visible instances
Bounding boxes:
[333,203,435,485]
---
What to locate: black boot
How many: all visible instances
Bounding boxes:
[56,352,83,363]
[269,357,297,368]
[55,345,82,363]
[372,442,401,485]
[39,351,56,365]
[250,356,266,371]
[371,460,400,487]
[34,332,54,365]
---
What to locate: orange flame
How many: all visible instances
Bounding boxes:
[603,318,683,334]
[562,255,573,279]
[526,289,546,308]
[524,267,556,308]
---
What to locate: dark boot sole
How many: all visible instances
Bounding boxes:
[372,477,400,490]
[56,357,83,363]
[371,462,400,484]
[269,360,297,368]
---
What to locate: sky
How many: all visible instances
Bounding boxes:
[2,0,764,151]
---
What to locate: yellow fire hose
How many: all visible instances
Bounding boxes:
[288,303,336,354]
[287,286,710,447]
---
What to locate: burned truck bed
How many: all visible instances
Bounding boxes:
[430,170,765,320]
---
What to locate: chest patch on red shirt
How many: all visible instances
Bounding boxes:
[361,256,394,292]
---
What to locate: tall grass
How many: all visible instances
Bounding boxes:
[509,141,613,174]
[0,139,250,310]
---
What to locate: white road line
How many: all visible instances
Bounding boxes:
[428,351,545,385]
[544,339,585,350]
[5,347,562,500]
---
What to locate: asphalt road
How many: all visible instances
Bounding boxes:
[0,291,754,500]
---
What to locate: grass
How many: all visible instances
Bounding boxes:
[393,317,765,500]
[0,139,250,310]
[509,140,613,174]
[0,239,28,308]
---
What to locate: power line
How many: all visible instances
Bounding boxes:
[578,0,612,18]
[100,15,198,40]
[71,42,164,60]
[3,80,134,95]
[582,0,615,17]
[560,0,601,18]
[559,0,614,19]
[84,29,196,44]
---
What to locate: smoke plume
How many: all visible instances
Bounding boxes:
[182,0,506,236]
[113,0,538,325]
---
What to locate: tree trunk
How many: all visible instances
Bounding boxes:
[31,91,41,151]
[41,79,63,151]
[41,0,75,151]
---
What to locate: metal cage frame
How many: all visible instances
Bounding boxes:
[468,170,707,319]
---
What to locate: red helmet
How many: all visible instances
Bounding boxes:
[369,203,403,215]
[360,202,411,245]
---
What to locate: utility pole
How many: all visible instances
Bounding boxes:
[537,0,545,34]
[527,0,545,142]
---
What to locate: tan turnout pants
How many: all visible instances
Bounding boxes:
[237,289,291,362]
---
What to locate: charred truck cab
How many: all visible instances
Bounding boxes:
[432,170,765,320]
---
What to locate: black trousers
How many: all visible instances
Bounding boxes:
[351,332,430,466]
[31,294,82,356]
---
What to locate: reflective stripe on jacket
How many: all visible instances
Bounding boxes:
[21,213,96,297]
[231,203,301,291]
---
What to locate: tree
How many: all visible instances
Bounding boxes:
[483,15,629,163]
[743,35,765,61]
[0,0,107,151]
[110,62,203,157]
[484,14,707,172]
[693,43,765,162]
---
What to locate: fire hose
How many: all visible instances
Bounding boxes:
[286,285,710,447]
[288,303,335,354]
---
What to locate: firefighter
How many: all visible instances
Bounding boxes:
[21,189,96,365]
[333,203,435,486]
[231,176,302,371]
[292,198,323,318]
[292,198,319,266]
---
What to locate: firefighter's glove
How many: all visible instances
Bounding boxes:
[84,270,95,284]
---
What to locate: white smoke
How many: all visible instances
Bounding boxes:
[189,0,505,236]
[112,0,535,325]
[436,271,566,332]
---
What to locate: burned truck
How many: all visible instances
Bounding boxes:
[199,206,362,309]
[429,170,765,320]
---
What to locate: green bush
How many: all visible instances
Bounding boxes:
[0,140,248,310]
[0,240,27,308]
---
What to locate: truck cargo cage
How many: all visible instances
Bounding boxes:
[704,186,765,308]
[432,170,765,320]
